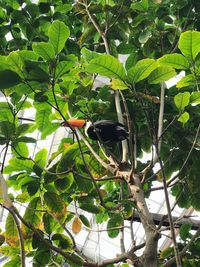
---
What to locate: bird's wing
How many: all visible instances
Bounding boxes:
[94,120,125,127]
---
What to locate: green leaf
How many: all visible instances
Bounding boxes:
[79,203,101,214]
[190,92,200,105]
[117,43,137,54]
[107,214,123,238]
[81,47,100,63]
[158,53,189,69]
[27,181,40,196]
[16,124,36,136]
[79,214,90,228]
[0,121,15,140]
[19,50,38,61]
[54,172,74,192]
[86,54,126,81]
[44,192,65,213]
[139,30,151,44]
[55,61,75,80]
[4,158,34,174]
[5,214,18,237]
[41,122,60,139]
[125,53,138,71]
[32,42,55,61]
[57,143,80,173]
[23,198,42,227]
[52,233,73,251]
[15,192,30,203]
[12,141,29,158]
[176,74,196,88]
[3,256,21,267]
[35,103,51,132]
[131,0,148,12]
[6,51,24,78]
[178,31,200,60]
[0,102,14,123]
[174,92,190,110]
[43,213,61,235]
[179,224,192,241]
[127,59,157,83]
[178,112,190,124]
[0,70,21,89]
[15,136,36,143]
[48,20,70,54]
[148,66,176,84]
[34,148,47,168]
[34,249,51,265]
[110,79,128,90]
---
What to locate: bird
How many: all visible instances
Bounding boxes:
[61,119,129,142]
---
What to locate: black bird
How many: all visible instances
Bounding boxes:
[86,120,128,142]
[61,119,129,142]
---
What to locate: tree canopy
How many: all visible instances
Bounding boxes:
[0,0,200,266]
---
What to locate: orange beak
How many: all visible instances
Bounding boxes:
[61,119,86,128]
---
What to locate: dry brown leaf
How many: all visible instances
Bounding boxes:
[72,217,82,234]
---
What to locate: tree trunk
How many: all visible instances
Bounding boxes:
[129,174,159,267]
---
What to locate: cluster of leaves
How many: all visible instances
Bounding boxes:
[0,0,200,266]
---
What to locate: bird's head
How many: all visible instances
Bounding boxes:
[60,119,87,128]
[61,119,93,137]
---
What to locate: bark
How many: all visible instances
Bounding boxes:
[129,174,159,267]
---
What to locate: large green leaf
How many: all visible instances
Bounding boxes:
[79,203,101,214]
[107,214,123,238]
[44,192,66,213]
[0,102,14,123]
[33,249,51,266]
[55,61,74,79]
[5,214,18,238]
[12,141,29,158]
[32,42,55,61]
[0,121,15,140]
[43,213,61,235]
[35,103,51,132]
[174,92,190,110]
[41,122,60,140]
[178,31,200,60]
[3,256,21,267]
[179,224,192,241]
[34,148,48,168]
[127,58,157,83]
[48,20,70,54]
[131,0,148,12]
[56,143,80,173]
[148,66,176,84]
[0,70,21,89]
[158,53,189,69]
[54,172,74,192]
[6,51,24,78]
[81,47,100,63]
[190,92,200,105]
[23,198,42,228]
[55,61,75,80]
[86,54,126,81]
[176,74,196,88]
[52,233,73,251]
[178,112,190,124]
[4,158,34,174]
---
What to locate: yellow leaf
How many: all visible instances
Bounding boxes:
[110,79,128,90]
[156,171,162,182]
[99,189,107,198]
[72,217,82,234]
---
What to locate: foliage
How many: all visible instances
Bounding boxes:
[0,0,200,266]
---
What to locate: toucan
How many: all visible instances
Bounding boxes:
[61,119,129,142]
